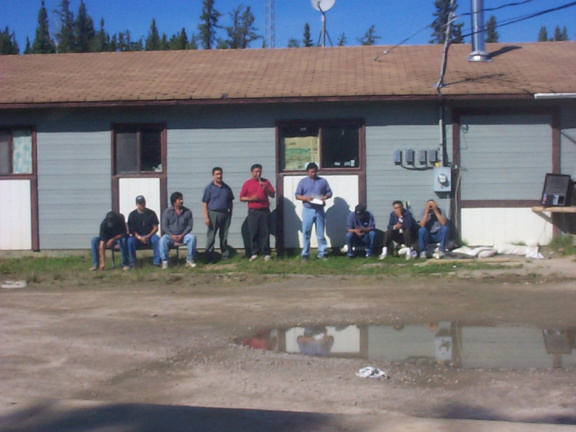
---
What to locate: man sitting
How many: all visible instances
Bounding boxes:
[418,200,450,259]
[127,195,160,268]
[345,204,376,258]
[380,200,416,260]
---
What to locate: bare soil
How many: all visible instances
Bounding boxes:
[1,257,576,431]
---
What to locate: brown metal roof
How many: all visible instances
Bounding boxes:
[1,42,575,108]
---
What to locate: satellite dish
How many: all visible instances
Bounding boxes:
[310,0,335,12]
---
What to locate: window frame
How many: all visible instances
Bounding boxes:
[277,119,365,174]
[111,123,166,176]
[0,127,36,179]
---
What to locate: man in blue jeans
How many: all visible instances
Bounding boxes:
[295,162,333,261]
[127,195,160,268]
[90,211,128,271]
[418,199,450,259]
[159,192,197,269]
[345,204,376,258]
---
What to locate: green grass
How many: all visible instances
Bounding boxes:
[548,235,576,256]
[0,250,512,286]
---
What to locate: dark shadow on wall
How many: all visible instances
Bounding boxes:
[0,400,369,432]
[325,197,350,252]
[281,197,301,251]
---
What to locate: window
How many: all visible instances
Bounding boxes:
[114,125,164,174]
[0,129,33,175]
[279,122,362,171]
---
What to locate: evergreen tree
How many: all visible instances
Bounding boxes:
[91,18,110,52]
[159,34,170,50]
[303,23,313,47]
[553,25,569,41]
[32,0,55,54]
[430,0,464,44]
[24,37,32,54]
[287,37,300,48]
[55,0,76,52]
[188,33,199,50]
[74,0,95,52]
[198,0,221,49]
[169,28,189,50]
[219,5,260,49]
[357,25,380,46]
[337,33,347,46]
[116,30,142,51]
[0,26,19,54]
[485,15,498,43]
[145,19,161,50]
[538,26,549,42]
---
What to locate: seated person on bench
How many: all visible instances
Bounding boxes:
[127,195,160,268]
[90,211,128,271]
[418,200,450,259]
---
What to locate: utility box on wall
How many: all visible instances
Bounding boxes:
[433,167,451,192]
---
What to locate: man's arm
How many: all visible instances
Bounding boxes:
[202,202,211,227]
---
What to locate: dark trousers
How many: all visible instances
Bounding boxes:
[248,208,271,256]
[206,210,231,259]
[383,229,413,254]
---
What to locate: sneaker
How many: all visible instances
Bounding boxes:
[379,249,387,260]
[186,259,197,268]
[398,247,409,258]
[317,255,328,261]
[433,250,445,260]
[365,253,372,258]
[419,251,427,259]
[411,249,418,259]
[264,255,271,262]
[161,260,169,270]
[249,254,258,261]
[122,265,130,271]
[89,266,98,272]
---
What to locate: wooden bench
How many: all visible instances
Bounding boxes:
[111,241,187,268]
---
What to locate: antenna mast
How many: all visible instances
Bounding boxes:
[265,0,275,48]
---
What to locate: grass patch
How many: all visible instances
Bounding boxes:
[548,235,576,256]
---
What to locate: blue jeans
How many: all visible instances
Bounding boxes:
[91,236,128,267]
[127,234,160,266]
[418,225,450,252]
[159,233,197,262]
[301,206,327,258]
[345,231,376,256]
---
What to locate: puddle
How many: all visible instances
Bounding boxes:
[239,323,576,369]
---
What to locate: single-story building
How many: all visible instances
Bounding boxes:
[1,41,575,252]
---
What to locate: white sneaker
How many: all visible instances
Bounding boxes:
[249,254,258,261]
[264,255,271,262]
[161,260,169,270]
[433,250,445,259]
[405,248,413,260]
[379,249,387,260]
[398,247,409,257]
[186,259,197,268]
[419,251,427,259]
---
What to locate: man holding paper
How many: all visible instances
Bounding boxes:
[295,162,333,261]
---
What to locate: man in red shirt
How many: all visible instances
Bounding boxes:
[239,164,275,261]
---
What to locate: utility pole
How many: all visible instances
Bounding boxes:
[265,0,275,48]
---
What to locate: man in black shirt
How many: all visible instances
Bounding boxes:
[90,211,128,271]
[127,195,160,268]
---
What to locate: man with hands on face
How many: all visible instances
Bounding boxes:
[239,163,275,262]
[345,204,376,258]
[380,200,416,260]
[295,162,333,261]
[418,199,450,259]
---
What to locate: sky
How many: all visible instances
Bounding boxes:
[2,0,575,52]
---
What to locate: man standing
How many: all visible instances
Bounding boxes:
[345,204,376,258]
[202,167,234,263]
[418,199,450,259]
[239,164,275,261]
[90,211,128,271]
[295,162,333,261]
[380,200,416,260]
[159,192,197,269]
[127,195,160,268]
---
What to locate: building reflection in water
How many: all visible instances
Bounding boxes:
[240,323,576,370]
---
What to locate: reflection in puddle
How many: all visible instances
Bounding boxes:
[240,323,576,369]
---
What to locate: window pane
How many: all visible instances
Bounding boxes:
[116,132,138,173]
[321,126,359,168]
[12,130,33,174]
[0,133,10,175]
[280,126,319,171]
[140,129,162,172]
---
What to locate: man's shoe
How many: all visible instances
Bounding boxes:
[419,251,427,259]
[249,254,258,261]
[186,259,197,268]
[122,265,130,271]
[89,266,98,272]
[379,249,387,260]
[433,250,445,259]
[301,255,309,263]
[161,260,169,270]
[317,255,328,261]
[365,253,372,258]
[264,255,271,262]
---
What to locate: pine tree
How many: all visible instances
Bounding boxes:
[337,33,347,46]
[74,0,95,52]
[553,25,569,41]
[0,26,19,55]
[159,34,170,50]
[169,28,189,50]
[188,33,199,50]
[55,0,76,53]
[537,26,549,42]
[303,23,313,47]
[287,38,300,48]
[220,5,260,49]
[198,0,221,49]
[357,25,380,46]
[32,0,55,54]
[24,37,32,54]
[485,15,498,43]
[91,18,110,52]
[145,19,161,50]
[430,0,464,44]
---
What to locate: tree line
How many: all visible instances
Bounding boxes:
[0,0,571,55]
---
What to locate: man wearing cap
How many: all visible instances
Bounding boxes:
[202,167,234,263]
[345,204,376,258]
[295,162,333,261]
[127,195,160,268]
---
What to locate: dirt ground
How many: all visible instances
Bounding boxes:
[1,256,576,431]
